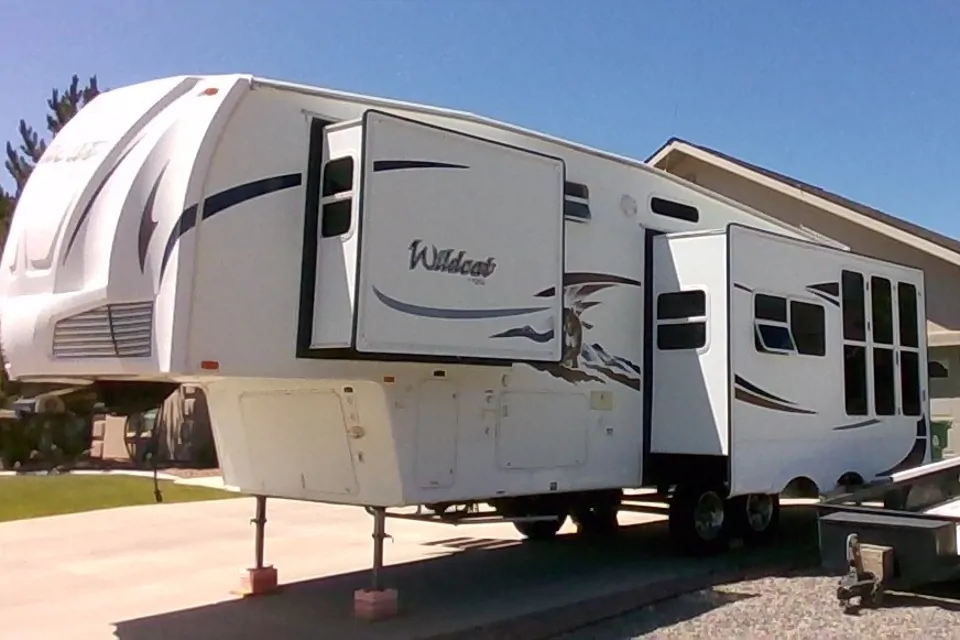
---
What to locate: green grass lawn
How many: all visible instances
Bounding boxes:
[0,474,239,523]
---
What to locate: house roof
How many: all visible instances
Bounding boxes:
[646,137,960,263]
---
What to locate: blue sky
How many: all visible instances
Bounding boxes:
[3,0,959,238]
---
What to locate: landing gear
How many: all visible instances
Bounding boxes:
[668,484,729,556]
[728,493,780,547]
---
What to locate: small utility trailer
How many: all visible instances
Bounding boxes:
[818,455,960,611]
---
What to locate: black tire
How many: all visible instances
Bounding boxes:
[668,484,729,556]
[728,493,780,547]
[514,515,565,541]
[572,503,620,537]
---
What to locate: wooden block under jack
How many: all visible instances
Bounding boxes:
[233,566,280,597]
[354,588,399,621]
[859,544,895,584]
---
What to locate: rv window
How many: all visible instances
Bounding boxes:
[755,294,788,323]
[322,157,354,197]
[897,282,919,348]
[657,291,706,320]
[790,301,826,356]
[657,322,706,350]
[841,270,866,342]
[873,347,896,416]
[843,344,869,416]
[756,324,794,352]
[564,182,589,199]
[563,181,591,221]
[651,197,699,223]
[871,276,894,345]
[900,350,921,416]
[321,200,352,237]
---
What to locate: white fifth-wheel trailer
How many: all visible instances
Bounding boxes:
[0,75,930,561]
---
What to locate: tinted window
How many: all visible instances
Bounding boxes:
[322,157,354,197]
[873,347,895,416]
[563,200,591,220]
[321,200,351,237]
[898,282,919,348]
[651,197,699,223]
[657,291,705,320]
[657,322,706,350]
[757,324,794,351]
[844,344,868,416]
[755,294,787,322]
[871,276,893,345]
[564,182,589,199]
[842,270,866,342]
[790,301,826,356]
[901,350,921,416]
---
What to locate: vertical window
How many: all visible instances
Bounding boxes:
[844,345,869,416]
[873,347,895,415]
[320,156,354,238]
[870,277,893,345]
[869,276,895,415]
[897,282,919,348]
[897,282,922,416]
[841,270,868,415]
[790,301,826,356]
[656,290,707,350]
[842,270,866,342]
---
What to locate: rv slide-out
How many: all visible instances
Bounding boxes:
[0,73,931,555]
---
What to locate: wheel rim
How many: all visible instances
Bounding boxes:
[744,494,774,532]
[693,491,725,540]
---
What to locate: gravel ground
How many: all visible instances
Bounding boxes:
[557,568,960,640]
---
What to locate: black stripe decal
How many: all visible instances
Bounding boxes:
[807,290,841,307]
[373,160,469,172]
[734,375,794,405]
[734,388,817,415]
[806,282,839,297]
[138,163,168,272]
[159,173,302,281]
[62,138,145,263]
[733,283,753,293]
[833,418,881,431]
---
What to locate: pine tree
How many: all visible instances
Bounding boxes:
[4,75,101,199]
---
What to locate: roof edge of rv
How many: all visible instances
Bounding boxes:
[248,74,842,250]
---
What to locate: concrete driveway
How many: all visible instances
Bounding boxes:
[0,494,817,639]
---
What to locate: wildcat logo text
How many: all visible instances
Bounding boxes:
[408,239,497,282]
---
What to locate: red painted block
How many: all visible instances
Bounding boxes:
[234,566,279,596]
[353,588,399,620]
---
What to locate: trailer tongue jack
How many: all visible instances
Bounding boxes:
[836,534,883,613]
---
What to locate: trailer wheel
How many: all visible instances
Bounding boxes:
[514,515,566,541]
[729,493,780,546]
[668,485,729,556]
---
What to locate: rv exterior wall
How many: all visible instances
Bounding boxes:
[727,224,929,496]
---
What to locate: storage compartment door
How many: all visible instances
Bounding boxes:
[354,110,565,362]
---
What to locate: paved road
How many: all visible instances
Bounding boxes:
[0,494,818,639]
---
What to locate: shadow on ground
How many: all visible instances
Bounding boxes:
[113,506,822,640]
